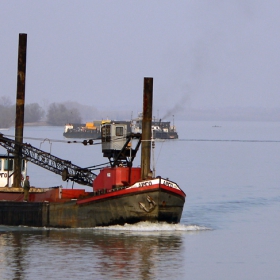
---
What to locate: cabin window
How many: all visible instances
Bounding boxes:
[116,127,123,136]
[0,160,2,171]
[102,125,111,137]
[4,159,13,171]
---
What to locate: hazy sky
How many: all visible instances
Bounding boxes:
[1,1,280,118]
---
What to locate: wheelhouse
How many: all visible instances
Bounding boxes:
[0,154,27,187]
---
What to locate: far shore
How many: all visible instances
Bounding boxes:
[1,122,63,129]
[24,121,51,126]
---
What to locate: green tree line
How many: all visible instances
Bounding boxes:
[0,96,81,128]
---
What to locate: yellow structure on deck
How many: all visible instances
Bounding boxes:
[85,122,97,130]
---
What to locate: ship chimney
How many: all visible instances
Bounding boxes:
[14,33,27,187]
[141,77,153,180]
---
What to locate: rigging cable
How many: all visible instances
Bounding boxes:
[2,133,102,145]
[3,133,280,144]
[177,139,280,143]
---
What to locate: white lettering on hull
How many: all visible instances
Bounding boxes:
[138,181,152,187]
[162,180,180,190]
[127,178,181,191]
[0,173,8,178]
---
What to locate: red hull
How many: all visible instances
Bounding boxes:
[0,187,89,202]
[78,178,185,205]
[0,178,185,205]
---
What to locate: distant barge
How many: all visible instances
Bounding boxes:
[63,115,178,140]
[63,122,102,139]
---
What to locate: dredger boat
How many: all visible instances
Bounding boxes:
[0,78,185,228]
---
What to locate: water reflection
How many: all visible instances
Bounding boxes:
[0,225,193,280]
[0,231,26,280]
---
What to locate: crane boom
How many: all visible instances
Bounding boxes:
[0,134,96,186]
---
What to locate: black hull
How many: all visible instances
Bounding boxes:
[63,131,101,139]
[153,131,178,139]
[63,131,178,140]
[0,188,185,228]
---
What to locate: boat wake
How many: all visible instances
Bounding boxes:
[94,221,210,233]
[0,222,210,234]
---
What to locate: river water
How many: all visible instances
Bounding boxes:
[0,120,280,280]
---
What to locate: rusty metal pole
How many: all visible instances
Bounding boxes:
[141,77,153,180]
[14,33,27,187]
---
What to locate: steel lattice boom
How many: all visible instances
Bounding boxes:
[0,134,96,186]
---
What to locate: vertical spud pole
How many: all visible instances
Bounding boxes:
[14,33,27,188]
[141,77,153,180]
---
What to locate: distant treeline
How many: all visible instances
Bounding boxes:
[0,96,133,128]
[0,96,82,128]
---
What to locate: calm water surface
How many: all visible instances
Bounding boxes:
[1,121,280,280]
